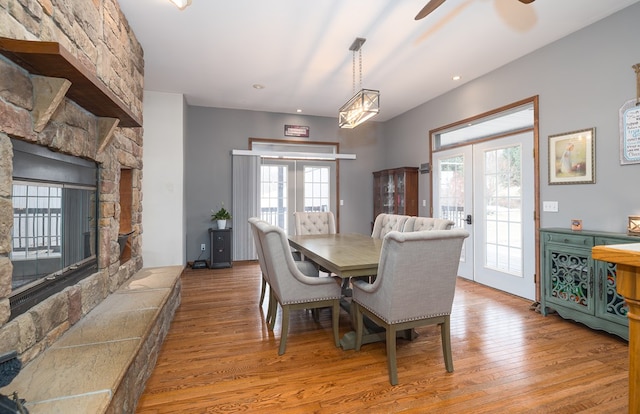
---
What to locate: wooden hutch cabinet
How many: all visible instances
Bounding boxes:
[539,228,635,340]
[373,167,418,220]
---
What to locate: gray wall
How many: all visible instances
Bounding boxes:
[184,2,640,262]
[185,108,385,262]
[384,2,640,233]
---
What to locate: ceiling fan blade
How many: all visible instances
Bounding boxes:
[518,0,535,4]
[415,0,447,20]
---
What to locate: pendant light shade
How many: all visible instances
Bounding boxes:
[338,89,380,129]
[339,38,380,128]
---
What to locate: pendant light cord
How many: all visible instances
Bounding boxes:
[352,50,356,94]
[359,49,363,91]
[351,47,365,93]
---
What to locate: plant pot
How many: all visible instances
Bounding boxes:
[217,219,227,229]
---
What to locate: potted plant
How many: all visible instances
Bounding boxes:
[211,203,232,229]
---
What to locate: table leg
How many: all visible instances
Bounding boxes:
[616,264,640,414]
[339,297,416,350]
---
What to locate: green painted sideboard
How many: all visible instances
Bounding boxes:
[540,228,636,340]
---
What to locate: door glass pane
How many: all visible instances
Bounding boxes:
[433,103,534,149]
[437,155,466,229]
[260,164,288,232]
[483,145,522,276]
[303,166,330,212]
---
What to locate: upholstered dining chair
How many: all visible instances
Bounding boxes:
[293,211,337,275]
[371,213,410,239]
[352,229,469,385]
[249,217,318,326]
[294,211,337,235]
[403,216,455,232]
[253,220,342,355]
[248,217,276,324]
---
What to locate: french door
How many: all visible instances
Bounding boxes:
[433,132,535,300]
[260,159,336,234]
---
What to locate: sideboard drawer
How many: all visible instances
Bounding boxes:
[541,231,593,247]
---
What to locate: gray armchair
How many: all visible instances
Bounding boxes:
[253,220,342,355]
[294,211,338,279]
[352,229,469,385]
[403,216,455,232]
[371,213,410,239]
[249,218,275,325]
[249,217,318,326]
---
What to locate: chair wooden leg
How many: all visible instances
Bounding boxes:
[332,300,340,348]
[386,325,398,386]
[259,274,267,306]
[278,305,290,355]
[268,291,277,330]
[266,291,273,327]
[355,304,364,351]
[441,315,454,372]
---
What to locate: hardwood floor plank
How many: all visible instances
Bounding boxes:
[136,262,629,413]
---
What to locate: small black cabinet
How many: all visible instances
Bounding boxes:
[209,228,232,269]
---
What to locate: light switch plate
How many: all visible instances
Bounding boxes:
[542,201,559,212]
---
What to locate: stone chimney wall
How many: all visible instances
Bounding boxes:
[0,0,144,364]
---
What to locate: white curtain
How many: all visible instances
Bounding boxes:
[232,155,260,260]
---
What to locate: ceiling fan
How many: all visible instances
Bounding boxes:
[415,0,535,20]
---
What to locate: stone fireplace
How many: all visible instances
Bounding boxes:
[0,0,145,366]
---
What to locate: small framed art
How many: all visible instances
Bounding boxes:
[548,128,595,185]
[284,125,309,138]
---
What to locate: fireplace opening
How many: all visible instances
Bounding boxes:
[9,139,99,320]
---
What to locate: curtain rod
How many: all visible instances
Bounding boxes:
[231,149,356,160]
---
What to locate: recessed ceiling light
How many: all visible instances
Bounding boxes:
[296,109,302,113]
[169,0,191,10]
[253,84,265,90]
[452,75,462,81]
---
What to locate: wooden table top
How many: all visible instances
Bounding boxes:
[288,233,382,278]
[592,242,640,267]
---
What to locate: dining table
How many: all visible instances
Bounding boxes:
[288,232,415,350]
[288,233,382,278]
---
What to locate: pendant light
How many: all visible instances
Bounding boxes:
[338,37,380,129]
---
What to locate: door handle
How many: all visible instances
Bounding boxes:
[466,214,473,225]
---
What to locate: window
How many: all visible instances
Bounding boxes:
[260,160,335,234]
[11,181,97,291]
[11,183,62,288]
[303,166,330,212]
[10,139,98,319]
[260,164,288,231]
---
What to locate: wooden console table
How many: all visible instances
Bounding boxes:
[592,243,640,414]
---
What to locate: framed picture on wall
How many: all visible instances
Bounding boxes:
[619,99,640,165]
[548,128,595,185]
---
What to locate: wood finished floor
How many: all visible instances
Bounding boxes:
[136,262,629,413]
